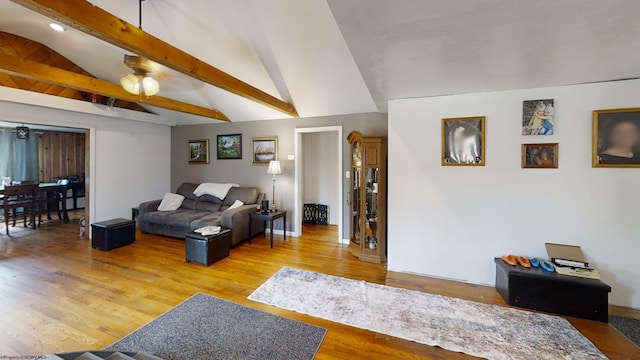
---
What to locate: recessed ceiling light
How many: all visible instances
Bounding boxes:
[49,23,65,32]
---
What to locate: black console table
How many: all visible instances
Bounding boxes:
[494,258,611,322]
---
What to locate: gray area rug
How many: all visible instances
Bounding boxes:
[610,315,640,348]
[106,293,326,360]
[249,267,607,360]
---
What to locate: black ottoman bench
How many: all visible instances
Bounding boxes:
[494,257,611,322]
[91,218,136,251]
[185,228,231,266]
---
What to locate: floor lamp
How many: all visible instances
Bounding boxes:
[266,160,282,211]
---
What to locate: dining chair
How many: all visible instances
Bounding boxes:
[38,179,69,226]
[2,183,39,234]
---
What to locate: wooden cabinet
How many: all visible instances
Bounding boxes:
[347,131,386,264]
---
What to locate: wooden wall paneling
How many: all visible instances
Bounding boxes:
[38,131,85,183]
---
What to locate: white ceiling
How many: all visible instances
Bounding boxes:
[328,0,640,111]
[0,0,639,125]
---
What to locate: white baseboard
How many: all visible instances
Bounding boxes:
[264,231,350,244]
[265,229,294,237]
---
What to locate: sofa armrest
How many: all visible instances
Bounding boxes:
[139,199,162,215]
[221,204,259,245]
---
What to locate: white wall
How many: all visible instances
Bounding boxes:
[302,132,339,225]
[0,89,171,225]
[388,79,640,309]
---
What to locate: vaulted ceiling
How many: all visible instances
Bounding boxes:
[0,0,639,126]
[0,31,148,113]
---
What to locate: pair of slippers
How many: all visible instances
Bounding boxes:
[501,255,555,272]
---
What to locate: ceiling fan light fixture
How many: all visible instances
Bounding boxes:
[120,73,141,95]
[121,55,160,96]
[142,76,159,96]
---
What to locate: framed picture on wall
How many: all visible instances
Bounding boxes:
[252,137,278,165]
[593,107,640,167]
[217,134,242,160]
[188,139,209,164]
[442,116,485,166]
[521,143,558,169]
[522,99,554,135]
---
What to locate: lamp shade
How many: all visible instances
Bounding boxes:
[142,76,160,96]
[120,74,140,95]
[266,160,282,175]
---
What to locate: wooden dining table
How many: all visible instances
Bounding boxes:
[0,183,70,227]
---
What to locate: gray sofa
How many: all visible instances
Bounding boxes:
[138,183,264,245]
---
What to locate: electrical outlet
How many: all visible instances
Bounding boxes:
[345,171,350,179]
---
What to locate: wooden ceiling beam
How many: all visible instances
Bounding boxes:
[11,0,299,118]
[0,52,230,122]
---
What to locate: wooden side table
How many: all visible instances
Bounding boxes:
[249,210,287,248]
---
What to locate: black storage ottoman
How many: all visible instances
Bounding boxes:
[185,228,231,266]
[494,257,611,322]
[91,218,136,251]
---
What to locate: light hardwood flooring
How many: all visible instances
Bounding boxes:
[0,217,638,359]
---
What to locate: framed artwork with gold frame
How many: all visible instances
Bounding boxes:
[442,116,485,166]
[252,137,278,165]
[521,143,558,169]
[593,108,640,168]
[188,139,209,164]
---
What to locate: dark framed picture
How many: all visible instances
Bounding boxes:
[522,99,554,135]
[593,108,640,168]
[217,134,242,160]
[252,137,278,165]
[522,143,558,169]
[442,116,485,166]
[188,139,209,164]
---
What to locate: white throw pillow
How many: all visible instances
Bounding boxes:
[193,182,239,199]
[157,193,185,211]
[227,199,244,210]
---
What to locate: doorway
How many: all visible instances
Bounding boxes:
[0,120,92,234]
[294,126,343,242]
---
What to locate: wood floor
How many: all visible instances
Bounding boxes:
[0,218,638,359]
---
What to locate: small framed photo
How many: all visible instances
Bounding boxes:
[442,116,485,166]
[252,137,278,165]
[593,108,640,168]
[522,99,554,135]
[521,143,558,169]
[188,139,209,164]
[217,134,242,160]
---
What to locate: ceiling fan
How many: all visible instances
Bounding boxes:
[120,54,160,96]
[118,0,160,97]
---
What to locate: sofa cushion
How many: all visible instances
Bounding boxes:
[194,201,222,212]
[223,187,259,206]
[228,199,244,210]
[157,193,185,211]
[175,183,201,201]
[144,209,208,228]
[190,213,222,230]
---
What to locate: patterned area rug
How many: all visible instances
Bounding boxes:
[107,293,326,360]
[248,267,607,360]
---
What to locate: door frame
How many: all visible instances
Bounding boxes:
[294,126,343,242]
